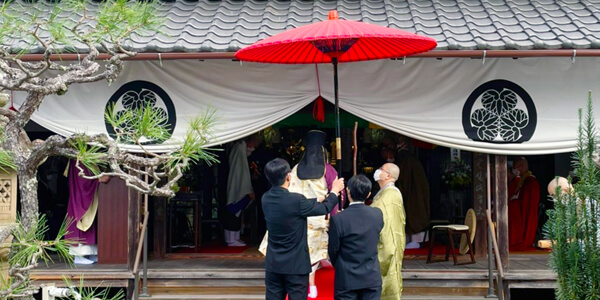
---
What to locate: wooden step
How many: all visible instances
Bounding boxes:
[145,269,495,297]
[141,294,263,300]
[31,269,132,287]
[403,270,492,297]
[146,276,264,296]
[145,281,491,298]
[403,296,496,300]
[141,293,496,300]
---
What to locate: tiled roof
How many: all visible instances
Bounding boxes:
[3,0,600,53]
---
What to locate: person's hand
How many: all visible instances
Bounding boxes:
[331,177,345,196]
[99,175,111,184]
[248,192,256,202]
[317,196,325,203]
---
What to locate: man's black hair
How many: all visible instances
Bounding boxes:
[265,158,291,186]
[347,174,371,201]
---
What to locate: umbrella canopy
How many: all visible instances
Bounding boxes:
[235,10,437,208]
[235,10,437,64]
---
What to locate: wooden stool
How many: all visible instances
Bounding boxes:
[426,209,476,266]
[422,220,451,243]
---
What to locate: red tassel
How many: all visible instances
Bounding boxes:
[9,89,16,111]
[312,95,325,123]
[312,65,325,123]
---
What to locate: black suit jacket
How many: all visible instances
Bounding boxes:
[328,203,384,291]
[262,186,338,275]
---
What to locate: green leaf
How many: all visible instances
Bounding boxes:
[545,92,600,300]
[69,135,107,175]
[0,150,16,173]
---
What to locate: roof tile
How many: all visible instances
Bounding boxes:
[3,0,600,53]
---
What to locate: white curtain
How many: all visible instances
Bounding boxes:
[325,57,600,154]
[17,57,600,154]
[17,60,318,152]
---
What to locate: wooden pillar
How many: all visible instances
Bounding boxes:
[128,187,140,271]
[153,197,167,259]
[472,153,488,259]
[97,178,130,264]
[494,155,509,270]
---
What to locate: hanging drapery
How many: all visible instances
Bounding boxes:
[312,65,326,123]
[16,57,600,155]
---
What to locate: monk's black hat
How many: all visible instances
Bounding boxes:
[297,130,327,180]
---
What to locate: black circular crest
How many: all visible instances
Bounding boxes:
[104,80,176,144]
[462,80,536,143]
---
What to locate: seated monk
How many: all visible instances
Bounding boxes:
[508,157,540,251]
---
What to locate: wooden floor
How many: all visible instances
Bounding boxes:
[33,247,552,272]
[149,250,552,271]
[32,248,555,299]
[32,248,554,281]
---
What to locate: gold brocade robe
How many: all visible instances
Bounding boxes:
[371,184,406,300]
[259,166,330,265]
[288,165,330,264]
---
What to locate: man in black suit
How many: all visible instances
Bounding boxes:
[262,158,344,300]
[328,174,384,300]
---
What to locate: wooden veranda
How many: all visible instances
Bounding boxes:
[32,249,555,300]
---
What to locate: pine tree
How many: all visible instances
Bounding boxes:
[0,1,219,298]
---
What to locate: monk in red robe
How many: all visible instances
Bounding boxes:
[508,157,540,251]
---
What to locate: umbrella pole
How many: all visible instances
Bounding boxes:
[333,57,342,210]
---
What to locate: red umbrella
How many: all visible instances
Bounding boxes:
[235,11,436,64]
[236,10,437,205]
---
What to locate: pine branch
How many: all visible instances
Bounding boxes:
[1,216,73,299]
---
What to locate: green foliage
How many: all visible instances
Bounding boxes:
[9,215,73,268]
[544,92,600,300]
[105,102,171,145]
[92,0,164,43]
[168,109,220,172]
[0,275,12,298]
[0,215,74,299]
[441,159,472,190]
[0,273,32,300]
[1,216,125,300]
[0,150,15,174]
[63,277,125,300]
[70,135,107,176]
[0,126,16,173]
[104,105,220,195]
[0,0,164,55]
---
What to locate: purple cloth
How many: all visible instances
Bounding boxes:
[65,161,98,245]
[226,196,251,215]
[325,164,345,215]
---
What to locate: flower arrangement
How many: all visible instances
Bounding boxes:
[260,126,280,148]
[368,128,386,146]
[442,159,472,190]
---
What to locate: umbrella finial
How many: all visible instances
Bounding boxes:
[328,10,338,20]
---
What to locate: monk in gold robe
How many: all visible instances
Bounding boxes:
[371,163,406,300]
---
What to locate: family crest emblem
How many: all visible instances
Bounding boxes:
[462,80,537,143]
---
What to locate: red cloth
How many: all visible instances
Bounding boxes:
[312,96,325,123]
[508,174,540,251]
[285,266,335,300]
[508,176,519,198]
